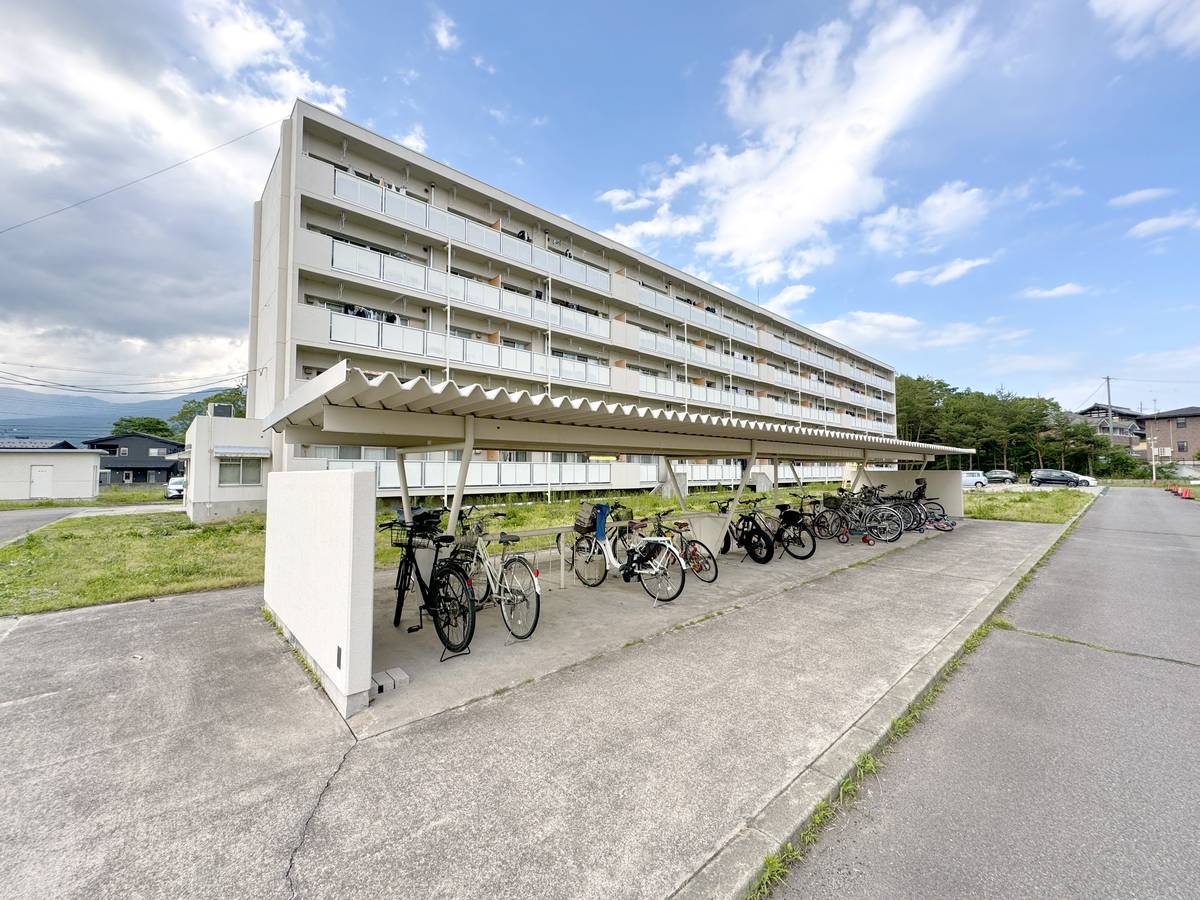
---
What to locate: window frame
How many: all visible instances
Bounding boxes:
[217,457,263,486]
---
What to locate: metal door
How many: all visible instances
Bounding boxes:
[29,465,54,499]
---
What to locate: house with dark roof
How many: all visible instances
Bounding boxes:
[1073,402,1145,451]
[82,432,184,485]
[1137,406,1200,464]
[0,438,78,450]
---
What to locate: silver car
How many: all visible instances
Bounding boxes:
[961,470,987,489]
[164,476,186,500]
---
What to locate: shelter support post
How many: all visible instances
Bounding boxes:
[445,416,476,534]
[788,461,803,494]
[772,458,779,502]
[664,457,687,505]
[395,449,412,525]
[720,442,757,537]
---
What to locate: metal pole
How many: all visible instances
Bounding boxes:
[446,417,475,533]
[445,239,453,383]
[396,449,413,525]
[664,456,687,505]
[720,442,757,538]
[546,274,554,395]
[772,457,779,502]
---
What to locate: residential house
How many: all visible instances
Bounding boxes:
[82,432,184,485]
[1073,402,1145,452]
[0,439,106,501]
[1137,407,1200,464]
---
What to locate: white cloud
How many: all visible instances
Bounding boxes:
[396,124,428,154]
[486,107,509,124]
[1020,282,1087,298]
[893,256,992,286]
[0,2,347,380]
[987,352,1081,375]
[1089,0,1200,59]
[611,5,975,284]
[1108,187,1175,206]
[596,188,652,212]
[430,10,460,50]
[806,311,983,350]
[1123,341,1200,373]
[762,284,815,318]
[602,204,705,249]
[863,181,989,253]
[531,115,549,127]
[472,55,495,75]
[1126,209,1200,237]
[394,68,419,86]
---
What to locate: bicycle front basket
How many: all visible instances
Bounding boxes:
[609,505,633,522]
[821,495,842,510]
[574,502,597,535]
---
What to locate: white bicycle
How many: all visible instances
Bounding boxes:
[571,501,687,602]
[454,508,541,640]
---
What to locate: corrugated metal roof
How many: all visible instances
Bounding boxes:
[264,362,974,460]
[213,445,272,458]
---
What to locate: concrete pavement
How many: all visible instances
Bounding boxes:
[784,488,1199,899]
[0,516,1064,899]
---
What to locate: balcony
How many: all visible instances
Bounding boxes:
[327,311,610,387]
[636,373,761,413]
[635,284,759,345]
[329,458,612,490]
[329,167,612,292]
[328,239,611,342]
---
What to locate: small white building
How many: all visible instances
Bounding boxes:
[0,440,106,501]
[178,413,273,523]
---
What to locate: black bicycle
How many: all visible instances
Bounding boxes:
[379,507,476,655]
[711,497,774,564]
[756,497,818,561]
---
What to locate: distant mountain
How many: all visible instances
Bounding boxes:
[0,387,225,443]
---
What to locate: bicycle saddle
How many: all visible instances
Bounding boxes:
[498,532,519,544]
[432,534,456,546]
[775,503,791,511]
[673,520,689,529]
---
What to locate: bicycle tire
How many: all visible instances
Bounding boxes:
[392,557,412,627]
[865,507,903,543]
[720,529,732,555]
[782,522,817,560]
[683,538,719,583]
[463,553,492,605]
[924,501,947,520]
[813,509,842,540]
[638,543,685,602]
[744,524,774,563]
[429,562,475,653]
[572,535,608,587]
[499,556,540,640]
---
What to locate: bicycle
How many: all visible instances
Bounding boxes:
[572,501,688,602]
[710,496,774,563]
[645,508,719,584]
[750,496,817,560]
[379,507,476,656]
[454,506,541,640]
[812,488,903,544]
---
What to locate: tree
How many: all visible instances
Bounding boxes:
[169,385,247,437]
[111,415,176,439]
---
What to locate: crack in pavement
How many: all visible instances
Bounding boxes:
[284,738,359,898]
[999,625,1200,669]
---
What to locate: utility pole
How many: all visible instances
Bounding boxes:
[1150,398,1158,484]
[1105,375,1114,438]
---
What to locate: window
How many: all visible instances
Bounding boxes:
[1178,417,1188,429]
[308,445,340,460]
[1179,441,1189,453]
[149,448,167,457]
[218,458,262,486]
[118,447,129,456]
[501,451,529,462]
[122,471,133,484]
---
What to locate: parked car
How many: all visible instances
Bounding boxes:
[985,469,1017,484]
[164,476,186,500]
[1029,469,1080,487]
[961,470,987,489]
[1066,472,1097,487]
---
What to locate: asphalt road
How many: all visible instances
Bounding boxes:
[0,508,80,545]
[783,487,1200,900]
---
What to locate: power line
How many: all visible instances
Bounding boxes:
[1110,376,1200,385]
[0,119,283,237]
[0,359,244,379]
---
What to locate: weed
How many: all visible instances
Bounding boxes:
[261,607,320,688]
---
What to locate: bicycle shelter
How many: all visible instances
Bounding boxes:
[261,361,974,717]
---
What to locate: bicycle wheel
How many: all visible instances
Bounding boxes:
[572,535,608,587]
[639,543,685,602]
[498,556,540,640]
[813,509,842,540]
[683,538,719,583]
[894,503,916,532]
[429,562,475,653]
[865,508,903,543]
[743,524,774,563]
[392,557,412,627]
[462,553,491,605]
[924,501,947,520]
[781,522,817,560]
[720,529,732,555]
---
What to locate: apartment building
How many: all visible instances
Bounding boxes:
[1138,406,1200,464]
[193,100,898,511]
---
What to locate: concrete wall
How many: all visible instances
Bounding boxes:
[264,469,376,717]
[854,469,965,518]
[0,451,102,500]
[183,416,273,523]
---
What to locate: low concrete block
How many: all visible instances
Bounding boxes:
[809,724,880,783]
[385,666,410,687]
[671,827,777,900]
[749,767,839,845]
[371,671,395,695]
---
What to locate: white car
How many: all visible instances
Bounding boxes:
[164,476,186,500]
[1066,472,1097,487]
[961,470,987,489]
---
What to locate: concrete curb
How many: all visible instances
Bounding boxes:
[669,493,1100,900]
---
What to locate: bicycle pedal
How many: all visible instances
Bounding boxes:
[406,624,422,634]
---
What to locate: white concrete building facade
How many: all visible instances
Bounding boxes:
[184,101,906,517]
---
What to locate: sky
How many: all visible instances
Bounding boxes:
[0,0,1198,415]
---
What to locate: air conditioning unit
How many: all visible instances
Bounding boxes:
[208,402,235,418]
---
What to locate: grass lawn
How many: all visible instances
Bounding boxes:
[964,489,1092,524]
[2,483,846,616]
[0,486,179,512]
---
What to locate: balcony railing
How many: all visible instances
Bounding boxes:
[328,311,610,387]
[330,239,611,341]
[325,167,898,395]
[636,373,761,412]
[329,458,611,490]
[332,168,611,292]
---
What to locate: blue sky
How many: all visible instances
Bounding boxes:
[0,0,1198,413]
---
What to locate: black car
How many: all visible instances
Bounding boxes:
[1029,468,1080,487]
[985,469,1017,484]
